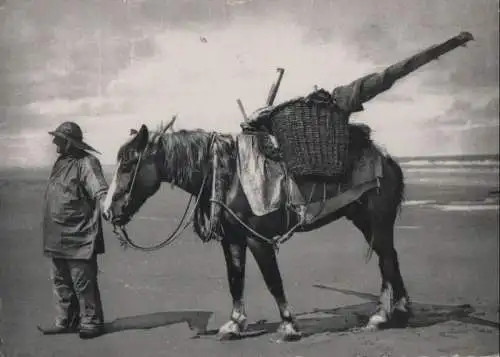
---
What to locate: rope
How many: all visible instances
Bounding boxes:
[112,169,209,252]
[209,180,329,249]
[209,199,282,250]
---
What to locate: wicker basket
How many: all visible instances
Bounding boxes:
[270,98,349,178]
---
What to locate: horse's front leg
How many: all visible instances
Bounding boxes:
[217,238,248,340]
[247,236,302,341]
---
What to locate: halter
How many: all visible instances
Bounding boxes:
[122,147,145,209]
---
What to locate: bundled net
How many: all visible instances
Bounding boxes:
[267,90,350,178]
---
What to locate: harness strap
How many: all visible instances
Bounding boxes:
[123,150,144,207]
[207,138,221,238]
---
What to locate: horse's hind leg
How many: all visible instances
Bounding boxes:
[350,197,410,329]
[217,238,248,339]
[370,228,410,329]
[247,236,302,341]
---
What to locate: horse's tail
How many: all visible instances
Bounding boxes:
[349,124,405,214]
[387,155,405,215]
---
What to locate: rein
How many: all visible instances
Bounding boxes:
[125,151,144,203]
[112,133,217,252]
[209,180,327,250]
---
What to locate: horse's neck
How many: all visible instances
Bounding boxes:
[163,175,204,196]
[158,132,210,196]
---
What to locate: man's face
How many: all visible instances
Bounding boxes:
[52,136,68,154]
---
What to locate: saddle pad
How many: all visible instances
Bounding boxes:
[236,134,383,217]
[301,180,379,225]
[287,146,383,205]
[236,134,285,216]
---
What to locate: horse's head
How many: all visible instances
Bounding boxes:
[103,118,176,225]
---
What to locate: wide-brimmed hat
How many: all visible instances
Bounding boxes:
[48,121,101,154]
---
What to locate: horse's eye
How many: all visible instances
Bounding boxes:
[123,150,137,163]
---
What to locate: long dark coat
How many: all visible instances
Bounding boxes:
[43,152,108,260]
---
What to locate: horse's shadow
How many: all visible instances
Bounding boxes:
[197,284,500,340]
[98,285,499,341]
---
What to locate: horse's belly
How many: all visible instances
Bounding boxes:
[300,180,379,224]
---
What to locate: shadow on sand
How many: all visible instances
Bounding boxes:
[195,284,499,340]
[94,285,498,341]
[102,310,213,336]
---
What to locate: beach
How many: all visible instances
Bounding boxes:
[0,156,498,357]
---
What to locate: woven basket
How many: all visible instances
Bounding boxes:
[270,99,349,178]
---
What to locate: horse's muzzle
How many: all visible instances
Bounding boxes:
[106,192,141,227]
[103,206,129,226]
[102,210,111,222]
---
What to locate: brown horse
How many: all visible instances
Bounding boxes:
[103,120,410,341]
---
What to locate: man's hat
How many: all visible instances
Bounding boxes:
[48,121,101,154]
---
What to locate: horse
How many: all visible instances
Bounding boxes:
[103,118,411,341]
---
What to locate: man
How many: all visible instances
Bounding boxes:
[37,121,108,339]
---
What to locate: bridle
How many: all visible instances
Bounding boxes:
[122,148,144,210]
[111,133,217,252]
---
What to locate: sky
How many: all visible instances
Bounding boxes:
[0,0,498,167]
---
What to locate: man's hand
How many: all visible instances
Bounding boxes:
[100,198,111,222]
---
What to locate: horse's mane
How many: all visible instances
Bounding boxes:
[151,128,208,185]
[148,124,236,241]
[150,125,236,187]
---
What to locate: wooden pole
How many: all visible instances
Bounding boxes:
[236,99,248,121]
[266,67,285,106]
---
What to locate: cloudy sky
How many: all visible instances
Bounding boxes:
[1,0,498,167]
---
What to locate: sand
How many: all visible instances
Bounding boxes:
[0,168,498,357]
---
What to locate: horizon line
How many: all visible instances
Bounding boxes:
[1,152,498,171]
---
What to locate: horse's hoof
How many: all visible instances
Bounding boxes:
[274,321,302,342]
[390,308,411,328]
[216,320,245,341]
[216,331,241,341]
[391,296,412,328]
[365,311,388,330]
[394,296,411,311]
[362,323,380,332]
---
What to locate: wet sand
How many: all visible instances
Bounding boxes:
[0,168,498,357]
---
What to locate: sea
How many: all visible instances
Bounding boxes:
[397,154,499,211]
[0,154,498,212]
[398,154,498,185]
[398,154,499,174]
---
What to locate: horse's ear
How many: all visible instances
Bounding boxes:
[137,125,149,151]
[161,115,177,134]
[129,125,149,151]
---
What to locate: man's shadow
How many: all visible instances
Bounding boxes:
[196,284,499,340]
[102,310,213,336]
